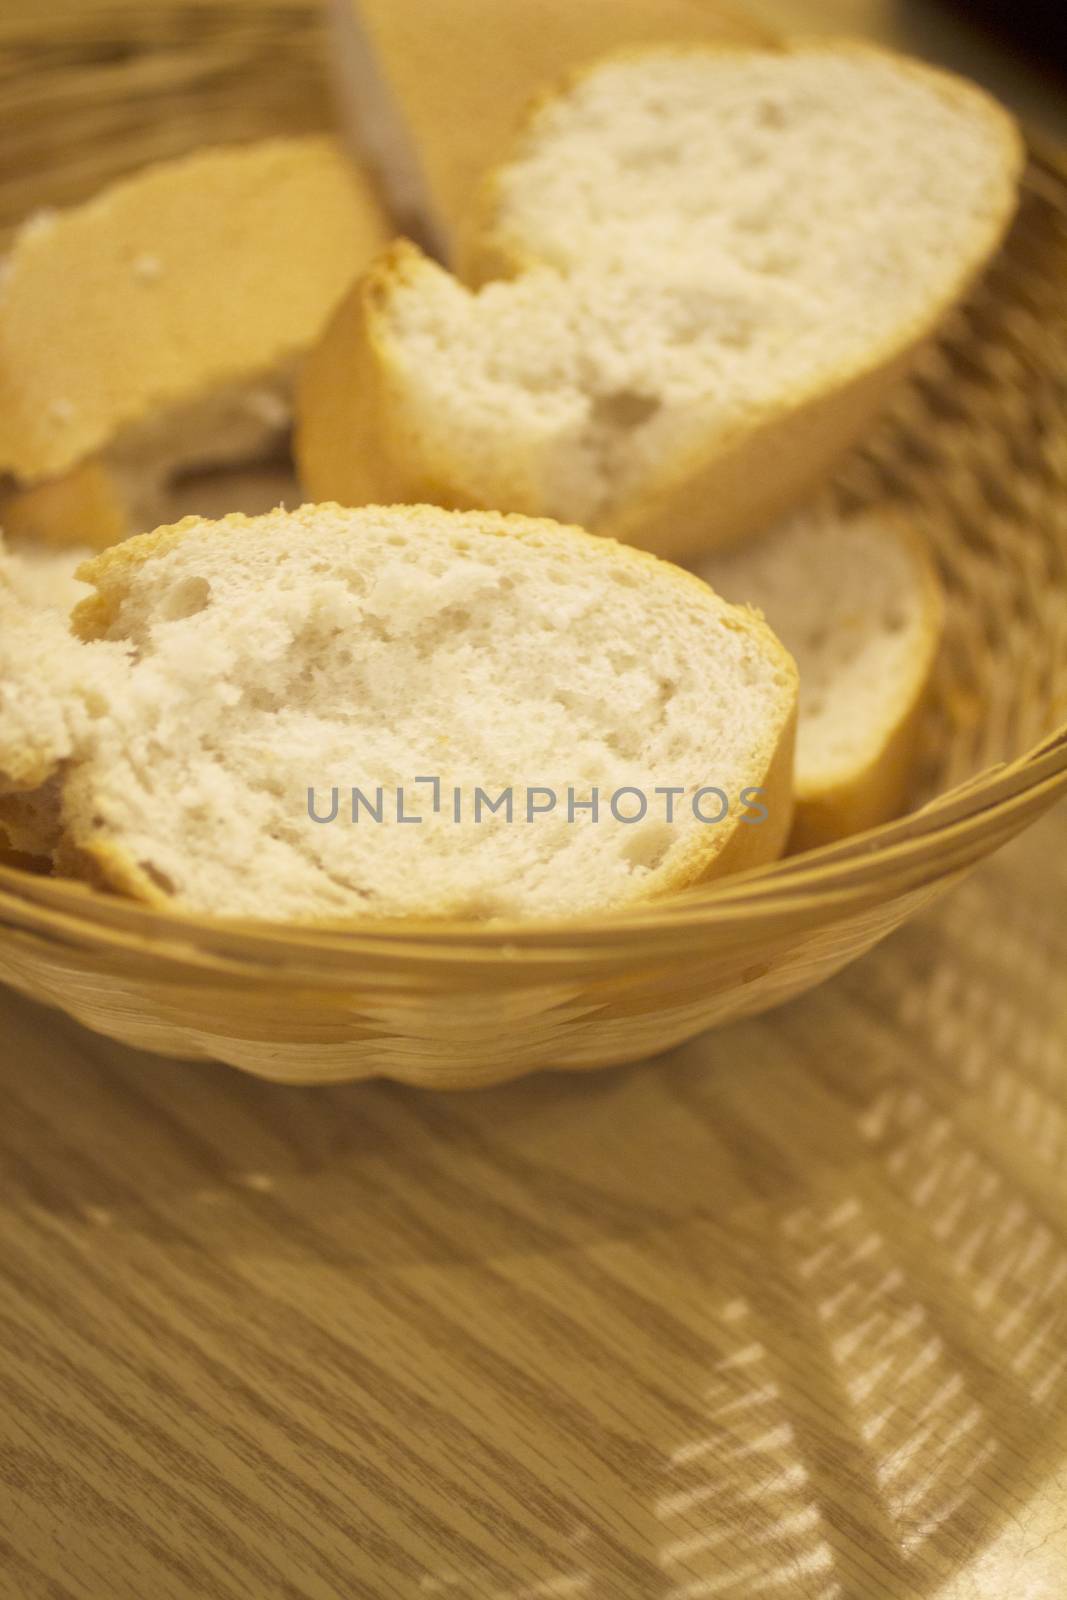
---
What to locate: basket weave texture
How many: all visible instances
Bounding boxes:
[0,0,1065,1084]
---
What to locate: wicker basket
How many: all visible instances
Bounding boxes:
[1,1,1065,1085]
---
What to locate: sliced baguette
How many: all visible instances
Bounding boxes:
[697,504,945,849]
[0,138,390,549]
[298,43,1021,560]
[329,0,770,259]
[0,504,797,922]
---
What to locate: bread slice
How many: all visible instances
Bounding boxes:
[697,504,944,850]
[329,0,770,259]
[298,44,1022,561]
[0,504,797,921]
[0,138,391,549]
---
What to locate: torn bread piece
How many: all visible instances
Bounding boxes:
[0,138,391,549]
[0,504,797,921]
[697,504,945,849]
[298,44,1021,559]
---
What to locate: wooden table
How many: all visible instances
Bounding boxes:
[2,3,1066,1597]
[2,803,1065,1600]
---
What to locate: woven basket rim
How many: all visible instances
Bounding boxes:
[2,734,1064,963]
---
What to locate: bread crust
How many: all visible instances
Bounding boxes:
[0,137,390,499]
[295,250,436,514]
[787,515,945,851]
[64,503,798,919]
[0,459,129,552]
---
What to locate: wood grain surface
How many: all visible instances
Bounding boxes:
[2,1,1067,1596]
[1,804,1065,1599]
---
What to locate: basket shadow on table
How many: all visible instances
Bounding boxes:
[1,812,1064,1598]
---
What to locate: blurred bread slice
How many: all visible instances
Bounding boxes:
[0,138,391,550]
[698,504,945,849]
[328,0,769,259]
[0,504,797,921]
[298,44,1022,559]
